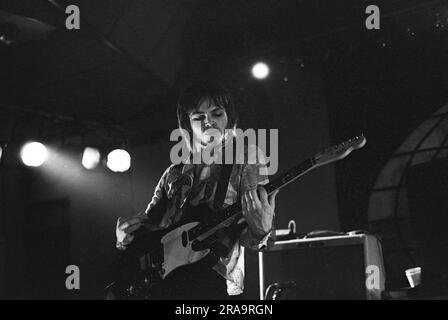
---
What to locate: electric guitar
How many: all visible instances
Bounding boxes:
[107,135,367,299]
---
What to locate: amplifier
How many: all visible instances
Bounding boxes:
[247,234,385,300]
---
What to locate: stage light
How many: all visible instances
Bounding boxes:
[251,62,270,79]
[20,142,48,167]
[106,149,131,172]
[82,147,101,170]
[0,145,3,162]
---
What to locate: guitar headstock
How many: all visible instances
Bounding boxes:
[314,134,366,167]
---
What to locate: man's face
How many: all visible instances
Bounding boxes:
[189,98,229,147]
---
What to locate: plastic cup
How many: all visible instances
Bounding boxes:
[405,267,422,288]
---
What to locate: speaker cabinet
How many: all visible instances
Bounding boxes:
[246,234,385,300]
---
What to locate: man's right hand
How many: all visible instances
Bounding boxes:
[116,215,148,249]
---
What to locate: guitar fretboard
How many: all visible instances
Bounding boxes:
[187,157,316,240]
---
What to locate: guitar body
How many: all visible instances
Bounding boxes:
[161,222,211,276]
[110,204,219,300]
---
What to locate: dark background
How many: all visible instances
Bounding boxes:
[1,0,448,298]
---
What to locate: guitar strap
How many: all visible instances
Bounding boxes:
[207,139,239,259]
[188,137,239,259]
[213,137,236,211]
[213,164,233,210]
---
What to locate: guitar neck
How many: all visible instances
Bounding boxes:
[188,134,366,241]
[188,157,317,240]
[263,157,316,195]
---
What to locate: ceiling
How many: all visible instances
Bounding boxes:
[0,0,446,144]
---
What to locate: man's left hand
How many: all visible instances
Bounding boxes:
[242,186,278,237]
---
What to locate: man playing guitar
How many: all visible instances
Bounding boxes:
[115,82,278,299]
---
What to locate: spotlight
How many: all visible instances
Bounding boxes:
[0,145,3,162]
[251,62,270,80]
[20,141,48,167]
[82,147,101,170]
[106,149,131,172]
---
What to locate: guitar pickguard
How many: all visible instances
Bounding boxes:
[160,222,210,278]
